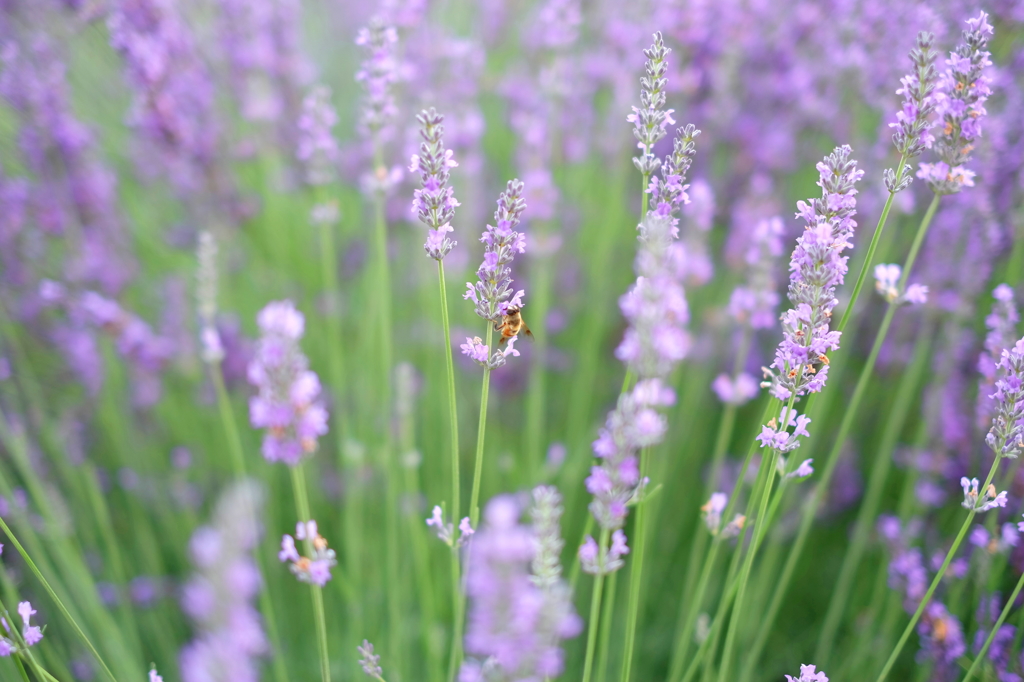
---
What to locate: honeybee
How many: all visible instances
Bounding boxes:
[495,306,534,345]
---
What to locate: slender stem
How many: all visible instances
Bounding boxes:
[740,188,943,674]
[0,515,118,682]
[620,446,652,682]
[290,465,332,682]
[716,421,783,682]
[813,320,933,665]
[581,529,611,682]
[874,449,1003,682]
[446,543,464,682]
[667,398,773,682]
[640,172,651,221]
[469,325,494,528]
[835,152,907,334]
[568,515,595,592]
[438,261,461,522]
[595,570,618,682]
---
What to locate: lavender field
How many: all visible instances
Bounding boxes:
[0,1,1022,681]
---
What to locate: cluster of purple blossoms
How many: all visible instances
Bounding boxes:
[647,124,700,223]
[984,337,1024,459]
[785,664,828,682]
[459,494,581,682]
[460,335,521,371]
[150,668,163,682]
[917,602,967,669]
[756,405,812,453]
[357,640,385,681]
[627,32,674,176]
[278,520,337,587]
[356,17,399,141]
[885,31,938,193]
[977,285,1019,429]
[917,12,994,195]
[960,477,1007,513]
[765,145,864,407]
[616,211,692,379]
[711,373,760,406]
[297,86,340,187]
[410,109,460,261]
[699,492,745,538]
[0,601,43,656]
[426,505,474,547]
[580,379,674,573]
[180,482,267,682]
[107,0,219,195]
[728,216,784,330]
[247,301,329,465]
[872,263,928,306]
[969,523,1019,556]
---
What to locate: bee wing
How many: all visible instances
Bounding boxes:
[523,323,534,340]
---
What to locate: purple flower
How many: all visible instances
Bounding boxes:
[297,86,339,186]
[916,12,993,195]
[410,109,460,260]
[628,32,675,176]
[461,495,582,681]
[247,301,328,465]
[978,286,1020,429]
[279,519,337,587]
[985,338,1024,459]
[358,640,384,679]
[728,216,784,330]
[180,482,267,682]
[584,379,673,534]
[711,372,760,406]
[150,669,163,682]
[785,664,828,682]
[425,505,473,547]
[700,493,728,534]
[464,180,529,365]
[766,146,863,404]
[917,602,966,667]
[356,17,399,140]
[885,31,938,192]
[961,477,1007,513]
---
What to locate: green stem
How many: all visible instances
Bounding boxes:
[595,570,618,682]
[874,450,1003,682]
[581,529,611,682]
[715,411,785,682]
[740,189,942,675]
[290,465,332,682]
[619,445,651,682]
[446,543,464,682]
[835,153,907,334]
[468,325,494,528]
[438,260,461,522]
[812,320,934,666]
[0,514,118,682]
[210,364,290,682]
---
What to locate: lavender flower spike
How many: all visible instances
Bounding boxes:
[460,495,581,682]
[279,520,338,586]
[977,285,1019,428]
[180,481,267,682]
[297,86,339,186]
[916,12,993,195]
[628,32,675,176]
[0,600,44,654]
[463,180,528,368]
[885,32,938,193]
[356,17,399,140]
[410,109,460,261]
[765,146,864,406]
[785,664,828,682]
[985,338,1024,459]
[358,640,385,681]
[150,668,163,682]
[247,301,329,465]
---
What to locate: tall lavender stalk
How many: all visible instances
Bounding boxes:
[247,300,332,682]
[409,108,463,682]
[462,180,528,526]
[717,145,863,682]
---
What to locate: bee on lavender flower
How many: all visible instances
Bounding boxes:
[495,305,533,345]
